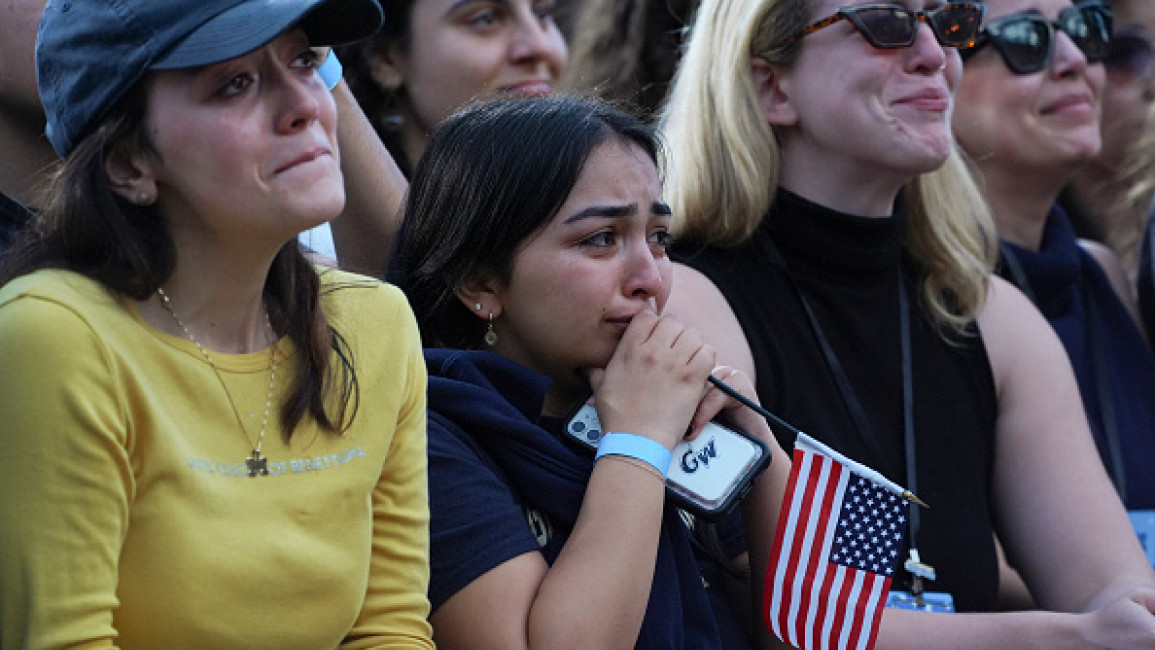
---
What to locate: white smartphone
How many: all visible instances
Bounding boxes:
[565,397,772,520]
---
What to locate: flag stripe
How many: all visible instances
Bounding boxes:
[861,576,892,650]
[792,458,844,646]
[766,447,809,642]
[819,564,848,650]
[780,450,827,645]
[840,569,867,650]
[805,471,848,650]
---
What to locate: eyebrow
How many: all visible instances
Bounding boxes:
[446,0,510,15]
[563,202,671,224]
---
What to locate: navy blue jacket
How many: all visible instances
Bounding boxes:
[999,208,1155,509]
[424,349,755,649]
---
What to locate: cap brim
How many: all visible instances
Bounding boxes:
[152,0,382,70]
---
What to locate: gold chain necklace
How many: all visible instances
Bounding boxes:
[157,287,278,477]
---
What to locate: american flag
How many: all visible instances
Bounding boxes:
[764,433,908,650]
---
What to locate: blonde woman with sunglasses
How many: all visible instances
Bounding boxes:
[953,0,1155,513]
[661,0,1155,646]
[1060,0,1155,286]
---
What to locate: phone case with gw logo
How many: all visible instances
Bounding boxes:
[565,397,772,520]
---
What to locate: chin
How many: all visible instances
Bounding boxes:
[894,147,952,179]
[290,183,346,223]
[1061,135,1103,164]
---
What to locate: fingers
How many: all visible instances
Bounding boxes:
[696,366,777,445]
[689,366,740,436]
[615,311,715,382]
[595,313,716,449]
[1131,587,1155,615]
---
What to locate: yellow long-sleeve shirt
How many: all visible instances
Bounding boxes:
[0,268,434,649]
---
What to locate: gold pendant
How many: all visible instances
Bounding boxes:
[246,449,270,477]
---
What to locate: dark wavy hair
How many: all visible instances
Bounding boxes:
[337,0,418,175]
[397,95,659,349]
[0,78,358,440]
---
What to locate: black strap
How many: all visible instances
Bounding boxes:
[899,280,920,542]
[999,244,1125,499]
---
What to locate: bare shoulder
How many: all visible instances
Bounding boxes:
[975,280,1153,611]
[665,263,757,380]
[976,275,1064,394]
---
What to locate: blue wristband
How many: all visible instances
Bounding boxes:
[316,52,343,90]
[595,433,672,480]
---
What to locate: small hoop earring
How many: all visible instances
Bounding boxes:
[484,312,498,347]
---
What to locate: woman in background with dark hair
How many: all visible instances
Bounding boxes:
[399,95,790,649]
[0,1,433,647]
[340,0,568,177]
[561,0,701,121]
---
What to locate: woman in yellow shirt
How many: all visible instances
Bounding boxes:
[0,0,434,647]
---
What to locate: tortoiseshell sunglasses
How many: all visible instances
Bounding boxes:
[791,2,987,49]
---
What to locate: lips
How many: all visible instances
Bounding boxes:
[499,80,553,97]
[1041,93,1095,116]
[896,88,950,111]
[274,146,331,174]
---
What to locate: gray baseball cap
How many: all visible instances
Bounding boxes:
[37,0,384,157]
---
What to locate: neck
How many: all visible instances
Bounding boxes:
[0,113,57,207]
[398,124,427,177]
[970,162,1062,251]
[777,148,903,218]
[144,256,278,355]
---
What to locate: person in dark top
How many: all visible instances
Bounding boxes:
[0,192,32,253]
[659,0,1155,645]
[1058,0,1155,292]
[953,0,1155,510]
[562,0,701,121]
[0,0,53,254]
[1142,214,1155,344]
[397,95,791,649]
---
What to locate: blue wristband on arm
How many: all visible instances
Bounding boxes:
[595,433,672,480]
[317,52,343,90]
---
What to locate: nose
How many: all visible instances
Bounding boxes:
[275,69,324,133]
[907,21,948,74]
[509,8,568,74]
[1050,31,1092,78]
[622,240,666,300]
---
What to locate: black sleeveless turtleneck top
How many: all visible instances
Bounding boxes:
[675,190,1000,611]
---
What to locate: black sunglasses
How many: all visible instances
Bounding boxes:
[791,3,987,49]
[961,2,1113,74]
[1104,33,1153,86]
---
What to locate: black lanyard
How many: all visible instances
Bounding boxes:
[999,243,1125,499]
[763,240,924,561]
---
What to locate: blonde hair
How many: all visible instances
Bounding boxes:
[658,0,997,335]
[1073,100,1155,277]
